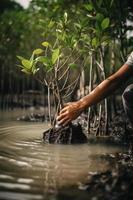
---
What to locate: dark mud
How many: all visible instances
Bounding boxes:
[43,123,88,144]
[79,152,133,200]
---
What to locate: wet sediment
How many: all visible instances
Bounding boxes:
[43,123,88,144]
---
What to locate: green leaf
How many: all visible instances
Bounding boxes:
[74,23,81,30]
[33,48,44,55]
[21,69,31,74]
[30,53,34,62]
[92,37,99,48]
[42,41,50,47]
[22,59,32,69]
[96,13,104,22]
[17,56,26,61]
[84,4,93,11]
[32,68,39,75]
[48,20,55,28]
[64,12,68,23]
[47,65,53,72]
[35,56,50,65]
[31,61,37,73]
[68,63,77,69]
[101,18,110,30]
[86,14,93,18]
[95,21,102,33]
[16,64,23,68]
[52,48,60,64]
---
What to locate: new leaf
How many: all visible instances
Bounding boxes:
[52,48,60,65]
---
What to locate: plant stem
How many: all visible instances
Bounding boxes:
[47,86,52,125]
[99,48,108,135]
[87,53,93,134]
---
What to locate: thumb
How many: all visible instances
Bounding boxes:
[58,102,71,115]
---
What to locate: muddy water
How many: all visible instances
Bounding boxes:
[0,109,124,200]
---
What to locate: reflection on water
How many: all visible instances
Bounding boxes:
[0,109,123,200]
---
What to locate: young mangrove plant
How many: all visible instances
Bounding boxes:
[17,12,88,143]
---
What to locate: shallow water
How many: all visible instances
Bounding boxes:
[0,109,124,200]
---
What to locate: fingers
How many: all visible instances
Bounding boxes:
[59,103,71,113]
[63,102,71,107]
[57,112,70,126]
[57,113,66,121]
[57,102,72,126]
[59,107,68,115]
[63,119,70,126]
[58,117,70,126]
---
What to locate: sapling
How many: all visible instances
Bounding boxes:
[17,39,87,143]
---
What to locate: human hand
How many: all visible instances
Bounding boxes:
[57,101,83,126]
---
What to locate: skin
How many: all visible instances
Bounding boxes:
[57,63,133,126]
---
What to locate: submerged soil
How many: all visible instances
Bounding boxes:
[80,151,133,200]
[17,112,88,144]
[43,123,88,144]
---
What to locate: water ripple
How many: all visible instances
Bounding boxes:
[0,114,123,200]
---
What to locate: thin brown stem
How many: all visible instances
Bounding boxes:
[62,76,80,99]
[87,53,93,134]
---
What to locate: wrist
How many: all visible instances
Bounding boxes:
[77,99,87,112]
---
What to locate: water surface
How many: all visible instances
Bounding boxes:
[0,109,123,200]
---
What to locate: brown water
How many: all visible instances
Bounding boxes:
[0,109,124,200]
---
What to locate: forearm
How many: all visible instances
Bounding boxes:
[78,63,133,111]
[79,77,120,110]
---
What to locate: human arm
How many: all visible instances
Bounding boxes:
[57,63,133,125]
